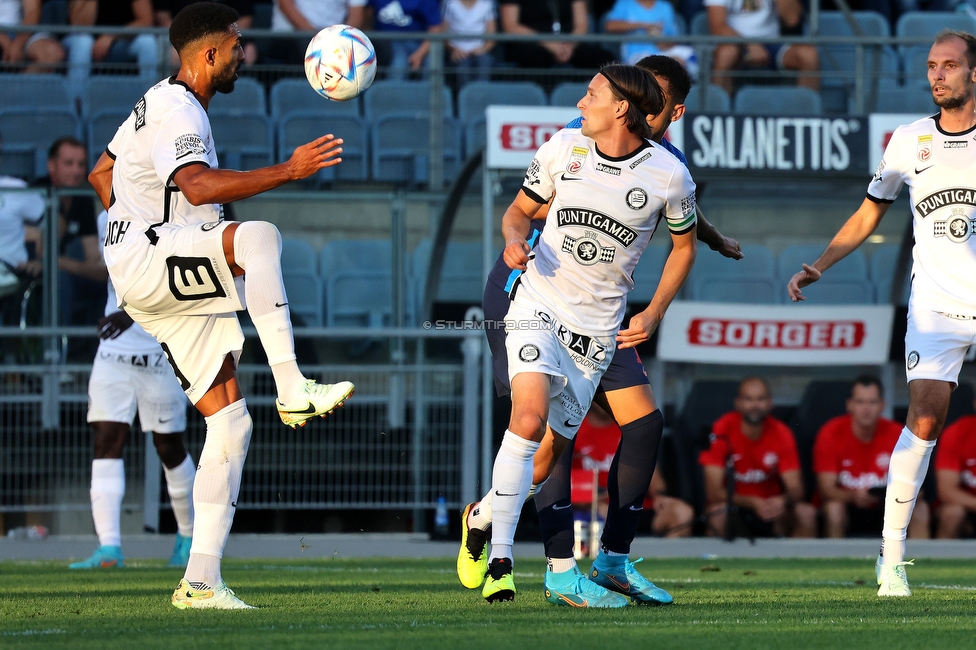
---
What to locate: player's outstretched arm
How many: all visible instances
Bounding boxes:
[89,151,115,211]
[617,227,697,348]
[174,134,343,206]
[501,190,545,271]
[787,197,889,301]
[696,206,742,260]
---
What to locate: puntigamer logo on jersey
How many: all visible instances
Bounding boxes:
[175,133,207,160]
[914,188,976,218]
[555,208,637,246]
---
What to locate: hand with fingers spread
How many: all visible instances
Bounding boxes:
[787,263,822,302]
[503,238,531,271]
[287,134,343,181]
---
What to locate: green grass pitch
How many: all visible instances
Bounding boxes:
[2,557,975,649]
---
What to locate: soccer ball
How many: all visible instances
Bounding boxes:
[304,24,376,102]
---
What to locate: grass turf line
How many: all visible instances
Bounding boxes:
[1,557,975,649]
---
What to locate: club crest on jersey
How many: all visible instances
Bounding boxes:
[562,232,615,265]
[626,188,649,211]
[567,146,588,173]
[907,350,919,370]
[933,207,975,243]
[917,134,932,162]
[518,344,540,362]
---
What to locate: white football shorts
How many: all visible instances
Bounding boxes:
[505,298,615,439]
[120,220,246,404]
[904,307,976,385]
[87,348,188,433]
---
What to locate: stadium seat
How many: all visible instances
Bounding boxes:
[0,109,81,179]
[207,76,267,115]
[790,379,852,499]
[270,78,361,118]
[320,239,415,327]
[278,112,369,181]
[282,272,323,326]
[628,245,669,306]
[870,244,911,306]
[280,237,318,275]
[895,12,976,54]
[0,73,73,112]
[688,244,779,303]
[778,243,868,280]
[903,45,939,89]
[363,80,453,120]
[319,239,392,277]
[86,110,131,169]
[689,10,709,35]
[412,239,488,318]
[683,83,730,113]
[458,81,547,123]
[873,85,936,114]
[370,113,462,185]
[210,114,274,170]
[733,85,823,116]
[672,379,741,512]
[80,76,147,117]
[812,11,895,89]
[550,82,589,107]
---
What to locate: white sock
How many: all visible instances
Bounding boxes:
[163,453,195,538]
[90,459,125,547]
[469,481,545,531]
[488,430,539,562]
[234,221,305,403]
[184,400,252,587]
[548,557,576,573]
[881,427,936,565]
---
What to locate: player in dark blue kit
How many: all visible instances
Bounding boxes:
[459,56,743,606]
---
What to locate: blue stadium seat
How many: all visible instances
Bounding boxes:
[270,78,361,118]
[733,85,823,116]
[210,114,274,170]
[371,113,462,185]
[0,74,73,112]
[873,86,937,114]
[207,76,266,115]
[0,109,81,179]
[870,243,911,305]
[81,76,147,117]
[319,239,392,278]
[689,244,779,303]
[683,83,730,112]
[690,10,709,35]
[895,12,976,53]
[628,245,669,306]
[363,80,453,120]
[464,119,487,158]
[412,239,489,316]
[282,272,323,326]
[278,112,369,181]
[778,243,868,280]
[458,81,547,123]
[550,82,589,107]
[87,110,131,169]
[787,278,875,304]
[319,239,406,327]
[280,237,318,275]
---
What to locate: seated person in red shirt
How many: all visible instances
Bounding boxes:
[700,376,816,538]
[814,375,930,539]
[573,405,693,538]
[934,399,976,538]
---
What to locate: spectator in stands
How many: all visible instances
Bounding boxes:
[700,376,817,538]
[934,399,976,538]
[0,0,65,73]
[30,137,107,327]
[366,0,444,79]
[157,1,258,67]
[64,0,158,99]
[0,132,45,335]
[267,0,365,65]
[499,0,616,70]
[442,0,496,84]
[572,405,694,539]
[603,0,695,71]
[705,0,819,93]
[814,375,930,539]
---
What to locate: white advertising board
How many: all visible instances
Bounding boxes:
[485,106,581,170]
[657,301,894,365]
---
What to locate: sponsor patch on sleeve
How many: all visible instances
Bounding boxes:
[175,133,207,160]
[524,157,541,186]
[680,193,697,215]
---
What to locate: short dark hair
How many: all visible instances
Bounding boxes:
[169,2,240,55]
[852,375,883,397]
[599,64,663,140]
[635,55,693,104]
[739,376,771,397]
[48,136,86,161]
[934,29,976,68]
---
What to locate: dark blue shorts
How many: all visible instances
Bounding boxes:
[482,280,649,397]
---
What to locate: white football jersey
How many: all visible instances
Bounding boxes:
[868,115,976,315]
[516,128,697,336]
[96,211,162,355]
[102,77,221,304]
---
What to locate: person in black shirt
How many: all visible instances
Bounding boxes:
[500,0,615,69]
